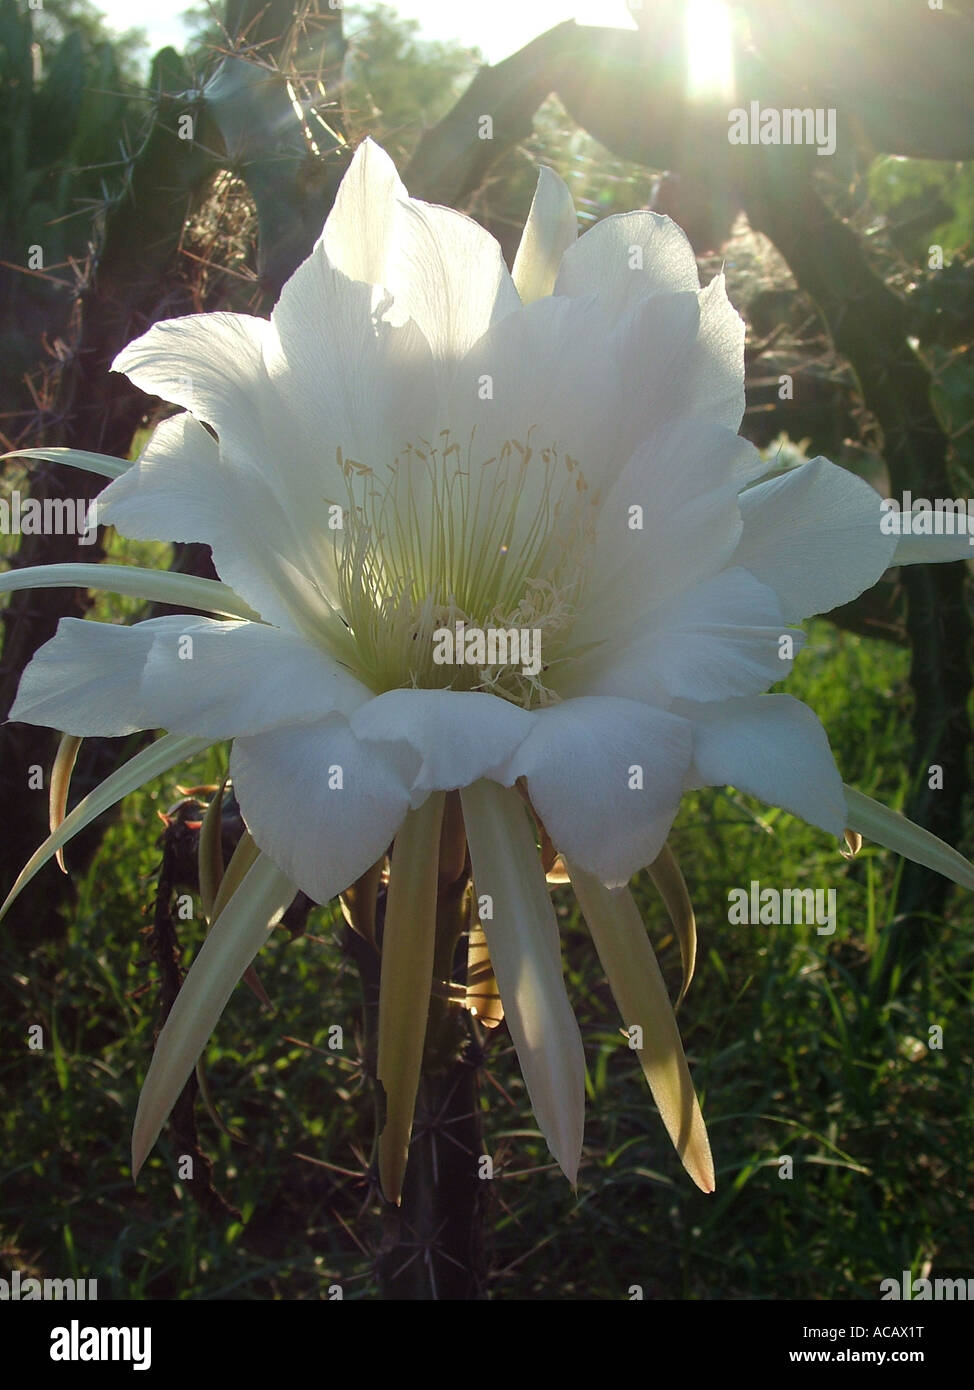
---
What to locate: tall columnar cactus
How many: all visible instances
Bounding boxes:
[0,1,349,933]
[0,0,128,423]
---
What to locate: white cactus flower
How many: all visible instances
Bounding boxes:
[4,140,972,1202]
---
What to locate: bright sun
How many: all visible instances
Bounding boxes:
[685,0,736,102]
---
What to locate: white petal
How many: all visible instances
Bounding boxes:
[554,209,702,314]
[693,273,747,432]
[455,291,612,445]
[11,618,149,734]
[681,694,847,837]
[504,697,693,887]
[132,850,297,1176]
[266,252,436,475]
[570,420,761,647]
[613,291,700,438]
[637,566,797,700]
[322,137,408,286]
[112,317,416,629]
[553,211,743,436]
[611,275,745,454]
[138,618,373,739]
[97,412,335,637]
[97,413,224,544]
[324,136,521,358]
[512,165,577,304]
[230,718,419,903]
[349,688,534,800]
[391,196,522,360]
[564,567,796,707]
[449,292,620,517]
[460,779,586,1183]
[892,530,974,565]
[11,616,372,739]
[112,311,274,466]
[734,458,898,622]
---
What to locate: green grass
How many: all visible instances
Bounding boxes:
[2,619,972,1299]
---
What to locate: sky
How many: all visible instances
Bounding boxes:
[91,0,639,68]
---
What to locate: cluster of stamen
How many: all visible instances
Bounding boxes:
[328,428,598,708]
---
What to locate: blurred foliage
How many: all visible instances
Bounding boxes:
[27,0,145,81]
[869,157,974,260]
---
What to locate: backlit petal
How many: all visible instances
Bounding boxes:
[461,779,586,1183]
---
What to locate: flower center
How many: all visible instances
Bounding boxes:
[329,429,598,707]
